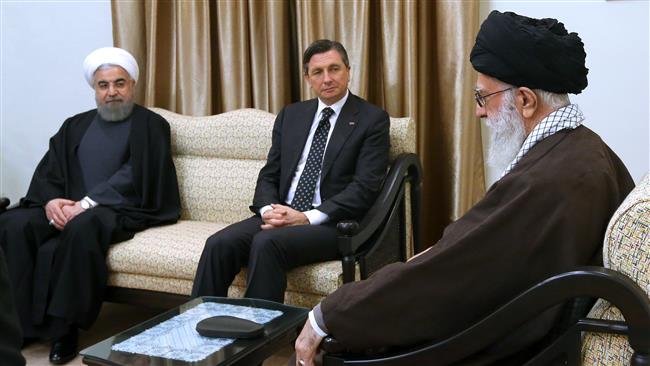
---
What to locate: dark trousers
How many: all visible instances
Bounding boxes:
[191,216,339,302]
[0,206,124,339]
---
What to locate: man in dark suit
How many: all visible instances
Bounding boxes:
[192,39,390,303]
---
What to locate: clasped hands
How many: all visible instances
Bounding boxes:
[44,198,86,230]
[261,204,309,230]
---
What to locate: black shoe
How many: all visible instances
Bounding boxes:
[49,329,78,364]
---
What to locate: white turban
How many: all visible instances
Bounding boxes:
[83,47,139,87]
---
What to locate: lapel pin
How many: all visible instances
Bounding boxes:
[349,121,356,126]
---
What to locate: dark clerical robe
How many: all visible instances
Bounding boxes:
[320,126,634,364]
[0,104,180,338]
[0,247,24,366]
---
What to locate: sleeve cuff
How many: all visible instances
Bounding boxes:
[309,308,329,337]
[259,205,273,217]
[83,196,99,208]
[304,209,329,225]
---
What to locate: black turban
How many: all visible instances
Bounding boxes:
[470,10,588,94]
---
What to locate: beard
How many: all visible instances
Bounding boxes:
[485,92,527,173]
[96,97,135,122]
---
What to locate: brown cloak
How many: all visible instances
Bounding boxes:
[321,126,634,363]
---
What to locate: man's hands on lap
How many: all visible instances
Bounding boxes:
[261,204,309,230]
[62,201,86,222]
[45,198,86,230]
[294,320,324,366]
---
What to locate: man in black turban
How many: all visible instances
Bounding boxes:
[471,10,588,94]
[293,11,634,366]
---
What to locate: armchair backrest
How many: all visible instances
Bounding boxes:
[582,172,650,365]
[149,107,415,223]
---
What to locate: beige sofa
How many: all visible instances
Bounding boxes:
[104,107,419,309]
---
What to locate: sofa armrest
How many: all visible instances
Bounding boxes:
[336,153,422,283]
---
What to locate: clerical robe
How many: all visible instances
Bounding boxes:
[0,104,180,338]
[320,125,634,364]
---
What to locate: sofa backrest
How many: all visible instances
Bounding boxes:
[149,107,415,223]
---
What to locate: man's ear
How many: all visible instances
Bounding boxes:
[516,87,538,119]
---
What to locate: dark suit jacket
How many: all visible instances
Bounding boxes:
[251,94,390,222]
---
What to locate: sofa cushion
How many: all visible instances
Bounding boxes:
[582,172,650,365]
[106,220,347,300]
[107,220,226,280]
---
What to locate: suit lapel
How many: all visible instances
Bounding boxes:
[283,99,318,185]
[321,94,359,179]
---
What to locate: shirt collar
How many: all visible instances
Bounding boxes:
[317,90,349,118]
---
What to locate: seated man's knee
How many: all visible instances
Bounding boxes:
[0,208,41,230]
[62,211,97,235]
[250,231,283,257]
[59,211,107,251]
[204,231,240,255]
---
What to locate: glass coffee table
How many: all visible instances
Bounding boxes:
[80,296,309,366]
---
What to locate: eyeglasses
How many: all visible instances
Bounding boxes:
[474,87,512,107]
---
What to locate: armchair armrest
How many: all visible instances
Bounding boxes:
[0,197,11,213]
[336,153,422,283]
[322,267,650,366]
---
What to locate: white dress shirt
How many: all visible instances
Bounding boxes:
[260,91,350,225]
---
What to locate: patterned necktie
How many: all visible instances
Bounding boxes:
[291,107,334,212]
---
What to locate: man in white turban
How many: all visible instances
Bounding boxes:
[0,47,180,364]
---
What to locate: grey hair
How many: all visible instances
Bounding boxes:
[497,78,570,110]
[533,89,570,110]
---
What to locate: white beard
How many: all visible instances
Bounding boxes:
[485,92,527,174]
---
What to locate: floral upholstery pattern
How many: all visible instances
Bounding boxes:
[582,172,650,365]
[106,107,414,308]
[174,157,264,222]
[153,108,274,160]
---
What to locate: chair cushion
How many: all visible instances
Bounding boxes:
[582,172,650,365]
